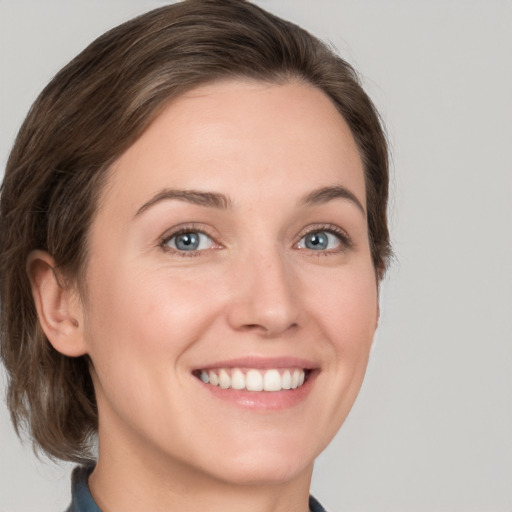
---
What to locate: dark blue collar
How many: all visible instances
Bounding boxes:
[65,465,100,512]
[66,465,327,512]
[309,494,327,512]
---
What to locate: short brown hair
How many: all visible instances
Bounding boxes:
[0,0,391,462]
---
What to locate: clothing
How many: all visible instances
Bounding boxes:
[66,465,327,512]
[65,465,100,512]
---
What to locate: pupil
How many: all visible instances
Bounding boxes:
[306,232,327,250]
[176,233,199,250]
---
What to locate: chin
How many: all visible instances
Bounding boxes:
[214,454,313,486]
[195,434,319,486]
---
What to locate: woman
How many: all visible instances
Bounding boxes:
[0,1,390,511]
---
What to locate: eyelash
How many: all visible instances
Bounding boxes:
[295,223,353,255]
[159,224,219,258]
[159,223,352,257]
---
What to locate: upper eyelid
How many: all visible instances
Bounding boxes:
[160,224,219,243]
[296,223,351,242]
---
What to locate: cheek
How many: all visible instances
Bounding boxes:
[83,262,223,368]
[305,262,377,422]
[81,264,225,433]
[304,263,378,352]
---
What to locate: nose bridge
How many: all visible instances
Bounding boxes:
[226,241,300,336]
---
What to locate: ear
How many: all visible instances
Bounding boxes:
[27,250,87,357]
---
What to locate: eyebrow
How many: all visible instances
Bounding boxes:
[135,189,231,216]
[135,184,365,217]
[300,185,366,215]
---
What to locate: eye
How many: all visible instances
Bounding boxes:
[163,231,215,252]
[297,230,344,251]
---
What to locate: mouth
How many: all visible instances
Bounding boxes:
[192,367,312,392]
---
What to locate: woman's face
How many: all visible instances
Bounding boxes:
[80,79,378,485]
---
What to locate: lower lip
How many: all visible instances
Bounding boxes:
[196,371,318,410]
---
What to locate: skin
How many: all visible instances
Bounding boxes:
[29,79,379,512]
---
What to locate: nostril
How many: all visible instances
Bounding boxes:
[238,322,299,337]
[237,324,269,335]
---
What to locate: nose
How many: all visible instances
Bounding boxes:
[226,248,300,338]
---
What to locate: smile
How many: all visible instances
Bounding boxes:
[194,368,309,392]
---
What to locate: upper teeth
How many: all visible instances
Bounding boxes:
[199,368,306,392]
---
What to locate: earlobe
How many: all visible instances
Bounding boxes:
[27,250,87,357]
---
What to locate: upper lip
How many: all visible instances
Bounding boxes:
[193,356,318,371]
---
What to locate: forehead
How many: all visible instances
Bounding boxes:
[99,79,365,216]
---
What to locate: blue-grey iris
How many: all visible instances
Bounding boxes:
[175,232,200,250]
[304,232,328,250]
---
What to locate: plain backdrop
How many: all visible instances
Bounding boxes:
[1,1,511,511]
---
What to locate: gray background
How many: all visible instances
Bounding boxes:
[1,1,511,511]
